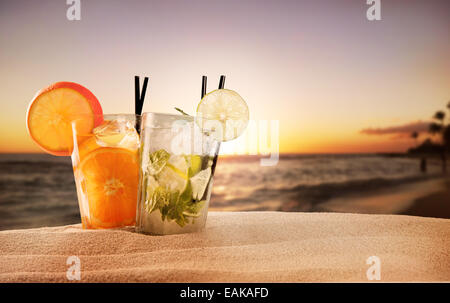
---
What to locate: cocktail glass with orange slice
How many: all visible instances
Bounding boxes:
[71,114,140,229]
[26,82,144,229]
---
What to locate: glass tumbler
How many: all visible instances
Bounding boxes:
[136,113,220,235]
[71,114,140,229]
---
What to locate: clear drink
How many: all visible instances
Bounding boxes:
[71,114,140,229]
[136,113,220,235]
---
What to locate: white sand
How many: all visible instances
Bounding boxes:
[0,211,449,282]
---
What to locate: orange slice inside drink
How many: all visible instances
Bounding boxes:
[78,147,139,228]
[78,136,102,159]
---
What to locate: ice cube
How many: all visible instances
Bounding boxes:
[94,119,139,150]
[169,120,214,155]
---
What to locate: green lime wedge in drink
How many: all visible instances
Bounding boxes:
[186,155,202,177]
[157,155,189,193]
[190,166,212,200]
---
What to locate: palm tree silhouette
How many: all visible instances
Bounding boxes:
[429,122,443,136]
[447,101,450,123]
[434,110,446,122]
[445,100,450,152]
[429,110,447,173]
[430,110,446,140]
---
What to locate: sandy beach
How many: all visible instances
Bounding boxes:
[316,177,450,219]
[0,211,449,282]
[403,179,450,219]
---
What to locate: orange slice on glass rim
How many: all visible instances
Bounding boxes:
[79,147,139,228]
[26,82,103,156]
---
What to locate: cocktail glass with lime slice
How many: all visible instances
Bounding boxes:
[136,113,219,235]
[136,89,248,235]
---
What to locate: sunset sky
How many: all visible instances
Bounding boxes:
[1,0,449,154]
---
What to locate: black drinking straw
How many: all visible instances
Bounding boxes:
[201,75,207,98]
[135,76,149,133]
[210,75,226,175]
[218,75,225,89]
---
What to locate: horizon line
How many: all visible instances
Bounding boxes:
[0,151,408,156]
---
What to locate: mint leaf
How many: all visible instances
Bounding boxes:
[143,154,207,227]
[183,200,206,218]
[148,149,170,175]
[165,189,188,227]
[145,186,170,214]
[174,107,191,116]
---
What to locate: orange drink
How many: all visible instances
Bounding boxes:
[71,114,140,229]
[26,82,143,229]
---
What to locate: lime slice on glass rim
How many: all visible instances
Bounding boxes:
[196,89,249,142]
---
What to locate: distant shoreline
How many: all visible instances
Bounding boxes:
[2,151,449,160]
[314,177,450,219]
[1,153,449,231]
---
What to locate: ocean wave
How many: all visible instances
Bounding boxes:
[0,153,447,229]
